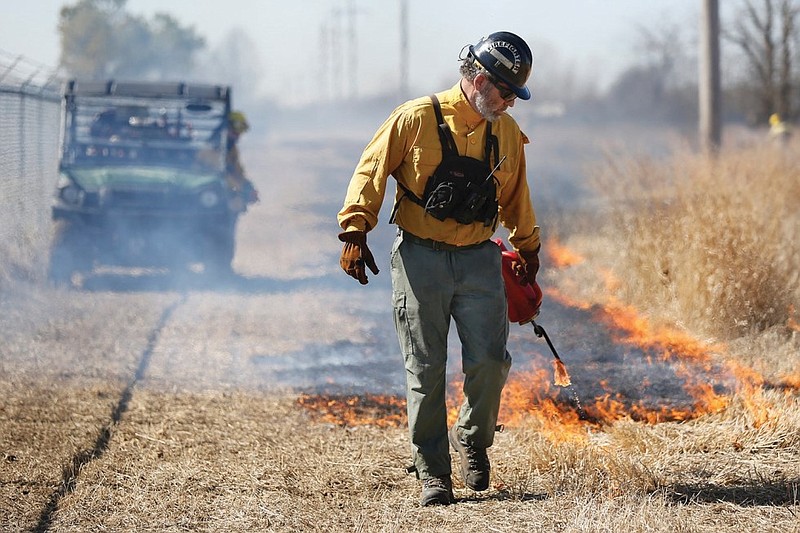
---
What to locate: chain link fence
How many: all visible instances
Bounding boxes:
[0,51,63,284]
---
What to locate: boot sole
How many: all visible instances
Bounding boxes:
[420,492,453,506]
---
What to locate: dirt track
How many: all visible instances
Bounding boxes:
[5,123,792,531]
[0,134,408,530]
[0,127,683,530]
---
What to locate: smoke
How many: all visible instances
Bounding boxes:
[193,29,267,112]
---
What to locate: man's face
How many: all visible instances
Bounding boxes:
[475,73,516,122]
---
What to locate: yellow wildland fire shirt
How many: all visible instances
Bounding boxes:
[338,83,540,252]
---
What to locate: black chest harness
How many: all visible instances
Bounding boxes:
[392,95,502,229]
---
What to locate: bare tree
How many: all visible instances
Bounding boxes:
[725,0,799,121]
[603,21,694,122]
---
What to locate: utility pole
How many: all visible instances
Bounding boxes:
[319,23,331,101]
[329,7,344,100]
[399,0,409,99]
[699,0,722,152]
[347,0,357,99]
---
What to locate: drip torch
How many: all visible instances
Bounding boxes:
[495,239,571,387]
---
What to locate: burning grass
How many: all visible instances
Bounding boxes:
[297,393,407,428]
[542,136,800,416]
[298,217,800,443]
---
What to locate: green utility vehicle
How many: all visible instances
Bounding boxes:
[48,80,244,286]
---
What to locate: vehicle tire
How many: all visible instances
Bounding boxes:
[47,221,94,288]
[203,225,236,278]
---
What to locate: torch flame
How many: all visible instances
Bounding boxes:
[553,359,572,387]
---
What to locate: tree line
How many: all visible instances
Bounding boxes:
[58,0,798,125]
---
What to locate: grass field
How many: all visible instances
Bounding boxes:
[2,133,799,532]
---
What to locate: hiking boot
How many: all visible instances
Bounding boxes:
[448,425,490,491]
[420,475,454,506]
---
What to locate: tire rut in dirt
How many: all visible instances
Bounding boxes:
[33,295,187,533]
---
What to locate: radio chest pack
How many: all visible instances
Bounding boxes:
[394,95,503,228]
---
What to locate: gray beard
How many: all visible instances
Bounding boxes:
[475,83,502,122]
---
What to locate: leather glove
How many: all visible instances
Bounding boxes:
[513,245,540,286]
[242,181,259,204]
[247,187,259,204]
[338,231,379,285]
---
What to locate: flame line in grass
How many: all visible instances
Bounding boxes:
[298,241,798,436]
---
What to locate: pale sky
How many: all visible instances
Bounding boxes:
[2,1,729,106]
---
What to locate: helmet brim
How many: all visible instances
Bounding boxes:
[514,85,531,101]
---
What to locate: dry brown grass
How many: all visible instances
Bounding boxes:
[4,385,798,532]
[1,381,122,531]
[588,138,800,342]
[2,130,800,532]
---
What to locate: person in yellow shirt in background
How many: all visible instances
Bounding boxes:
[337,31,541,507]
[769,113,792,146]
[224,111,259,211]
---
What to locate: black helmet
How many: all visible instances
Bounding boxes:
[468,31,533,100]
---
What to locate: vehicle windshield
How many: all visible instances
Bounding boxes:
[62,93,229,172]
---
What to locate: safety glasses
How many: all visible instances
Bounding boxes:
[489,76,517,102]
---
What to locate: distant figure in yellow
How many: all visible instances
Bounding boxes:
[196,111,259,211]
[768,113,791,146]
[225,111,259,211]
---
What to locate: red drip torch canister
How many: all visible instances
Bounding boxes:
[494,238,542,324]
[494,238,571,387]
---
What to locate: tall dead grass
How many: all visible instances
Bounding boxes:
[591,139,800,341]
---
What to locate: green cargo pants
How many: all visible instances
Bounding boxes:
[390,231,512,479]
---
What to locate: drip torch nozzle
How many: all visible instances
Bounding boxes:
[532,320,571,387]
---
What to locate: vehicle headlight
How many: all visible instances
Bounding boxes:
[59,184,84,205]
[58,178,85,205]
[199,189,219,208]
[56,173,85,206]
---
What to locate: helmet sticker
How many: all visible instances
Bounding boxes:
[486,41,521,74]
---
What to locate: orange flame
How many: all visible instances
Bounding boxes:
[494,367,587,442]
[778,373,800,389]
[545,239,584,268]
[297,393,406,428]
[553,359,571,387]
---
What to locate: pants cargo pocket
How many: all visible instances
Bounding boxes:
[392,290,414,359]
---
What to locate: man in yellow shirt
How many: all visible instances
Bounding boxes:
[337,31,541,506]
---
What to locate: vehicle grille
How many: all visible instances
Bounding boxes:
[109,188,172,208]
